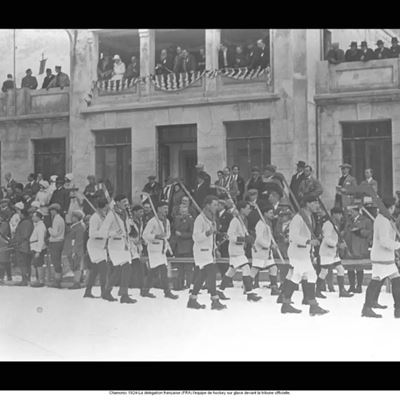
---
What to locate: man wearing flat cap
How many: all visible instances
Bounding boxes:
[374,40,390,60]
[359,41,374,62]
[290,161,306,203]
[142,175,162,208]
[345,41,361,62]
[389,37,400,58]
[335,163,357,209]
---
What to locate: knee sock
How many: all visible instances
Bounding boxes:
[301,280,308,301]
[364,279,381,308]
[348,270,356,288]
[337,275,346,292]
[373,279,385,304]
[356,270,364,288]
[242,275,253,294]
[283,279,297,302]
[270,274,278,287]
[304,281,316,303]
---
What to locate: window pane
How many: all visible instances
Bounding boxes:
[225,119,270,139]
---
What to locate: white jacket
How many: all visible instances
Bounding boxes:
[370,213,400,263]
[287,213,312,260]
[228,217,247,258]
[252,219,272,260]
[143,216,170,269]
[87,211,108,263]
[192,213,214,268]
[35,190,51,216]
[30,220,47,253]
[319,220,338,261]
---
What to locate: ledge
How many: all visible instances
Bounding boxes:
[0,111,69,122]
[80,92,280,115]
[314,88,400,105]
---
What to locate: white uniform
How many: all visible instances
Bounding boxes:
[99,210,131,267]
[370,213,400,279]
[87,212,108,264]
[252,220,275,269]
[319,220,341,267]
[227,217,249,269]
[143,216,170,269]
[192,214,214,269]
[287,212,316,283]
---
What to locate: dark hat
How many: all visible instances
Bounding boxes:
[132,204,143,212]
[147,175,156,180]
[340,163,352,169]
[302,194,319,204]
[251,166,260,172]
[55,65,61,69]
[264,165,275,173]
[296,161,306,168]
[279,198,292,208]
[376,40,384,45]
[48,203,61,212]
[261,204,274,213]
[331,207,343,215]
[383,196,396,208]
[350,41,357,47]
[198,171,207,180]
[361,41,368,47]
[56,176,65,184]
[15,183,24,191]
[392,37,398,43]
[248,189,258,195]
[158,201,168,208]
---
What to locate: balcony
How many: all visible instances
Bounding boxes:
[315,58,400,104]
[0,87,69,119]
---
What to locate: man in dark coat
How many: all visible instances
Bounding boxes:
[49,177,70,216]
[0,211,11,283]
[326,43,345,64]
[245,166,263,195]
[21,69,38,90]
[218,43,235,69]
[2,74,14,93]
[83,175,98,215]
[24,173,40,200]
[374,40,391,60]
[389,37,400,58]
[42,68,55,89]
[232,165,245,201]
[289,160,306,203]
[359,41,374,62]
[345,41,361,62]
[155,49,174,75]
[142,175,162,208]
[193,172,210,209]
[195,163,211,190]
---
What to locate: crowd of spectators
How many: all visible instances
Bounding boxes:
[326,37,400,65]
[1,65,70,93]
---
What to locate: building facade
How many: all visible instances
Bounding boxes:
[0,29,398,207]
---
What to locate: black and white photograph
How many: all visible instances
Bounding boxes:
[1,28,400,362]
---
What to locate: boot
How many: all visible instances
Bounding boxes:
[309,300,329,316]
[337,275,353,298]
[211,297,227,310]
[315,277,327,299]
[140,289,156,298]
[247,292,262,302]
[49,272,62,288]
[187,296,206,310]
[395,308,400,318]
[362,280,382,318]
[120,294,137,304]
[371,279,387,308]
[217,290,230,300]
[83,288,95,298]
[348,270,356,293]
[164,290,179,300]
[102,291,118,302]
[15,280,28,287]
[362,305,382,318]
[270,285,280,296]
[281,299,302,314]
[276,293,293,304]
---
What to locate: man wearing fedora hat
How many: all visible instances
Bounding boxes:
[389,37,400,58]
[360,41,374,62]
[50,177,70,217]
[374,40,390,60]
[290,161,306,202]
[335,163,358,210]
[345,41,361,62]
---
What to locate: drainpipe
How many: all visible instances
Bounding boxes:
[315,103,320,180]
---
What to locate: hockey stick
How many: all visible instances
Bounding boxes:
[140,192,174,256]
[361,206,375,222]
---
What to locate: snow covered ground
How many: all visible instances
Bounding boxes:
[1,283,399,361]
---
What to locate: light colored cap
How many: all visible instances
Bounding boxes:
[39,180,49,189]
[14,202,24,211]
[113,54,121,60]
[31,201,40,209]
[50,175,58,181]
[65,173,73,181]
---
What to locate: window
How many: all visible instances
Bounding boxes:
[225,119,271,179]
[33,138,66,181]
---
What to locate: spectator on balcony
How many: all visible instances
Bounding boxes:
[97,55,113,81]
[174,49,197,74]
[345,42,361,62]
[156,49,174,75]
[2,74,14,93]
[218,42,235,70]
[42,68,55,89]
[21,69,38,90]
[197,47,206,72]
[374,40,390,60]
[389,37,400,58]
[232,165,245,201]
[124,56,140,85]
[359,41,374,62]
[110,55,126,83]
[326,42,345,65]
[172,46,183,72]
[254,38,269,69]
[233,45,248,68]
[47,66,70,90]
[247,42,257,69]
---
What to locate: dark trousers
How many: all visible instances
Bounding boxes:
[48,241,64,273]
[176,254,194,289]
[147,264,169,293]
[86,259,108,295]
[105,262,132,297]
[192,263,217,297]
[16,251,32,282]
[0,262,11,280]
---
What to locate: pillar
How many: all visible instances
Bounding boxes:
[139,29,155,96]
[205,29,220,93]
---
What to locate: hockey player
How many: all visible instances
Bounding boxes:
[187,195,227,310]
[250,204,280,296]
[219,201,262,302]
[142,201,178,300]
[84,198,109,298]
[99,194,136,304]
[362,197,400,318]
[315,207,353,298]
[279,194,329,316]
